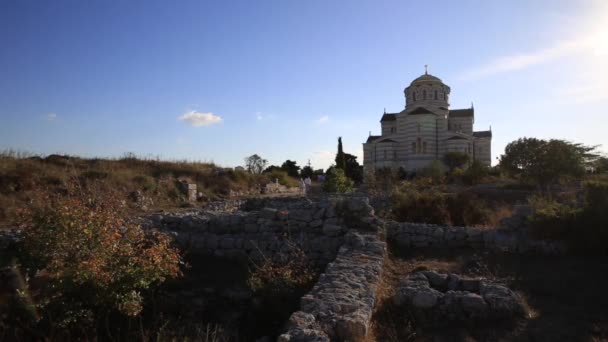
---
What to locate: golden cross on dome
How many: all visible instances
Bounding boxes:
[424,64,428,74]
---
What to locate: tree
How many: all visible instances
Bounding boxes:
[263,165,282,173]
[335,137,346,170]
[300,165,314,179]
[281,160,301,178]
[594,156,608,173]
[499,137,598,189]
[344,153,364,184]
[18,187,181,326]
[323,168,354,193]
[245,154,268,174]
[443,152,470,171]
[463,160,489,185]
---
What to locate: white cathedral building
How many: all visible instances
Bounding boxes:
[363,69,492,172]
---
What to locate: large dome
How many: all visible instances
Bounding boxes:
[410,73,443,85]
[404,71,451,111]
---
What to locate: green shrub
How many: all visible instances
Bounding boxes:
[248,243,316,297]
[463,160,489,185]
[323,168,354,193]
[132,175,156,191]
[417,160,445,184]
[573,182,608,253]
[527,194,580,241]
[267,169,298,188]
[15,187,182,328]
[446,192,491,226]
[392,184,450,224]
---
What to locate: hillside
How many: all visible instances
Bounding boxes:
[0,151,295,226]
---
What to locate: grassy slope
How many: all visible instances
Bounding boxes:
[0,152,296,226]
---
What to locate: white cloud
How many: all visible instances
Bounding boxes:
[47,113,57,121]
[316,115,329,124]
[178,111,222,127]
[256,112,263,120]
[458,2,608,81]
[458,40,580,81]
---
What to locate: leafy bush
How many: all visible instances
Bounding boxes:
[392,184,450,224]
[132,175,156,191]
[15,187,182,328]
[266,169,298,188]
[526,186,608,254]
[446,191,491,227]
[463,160,489,185]
[247,243,316,297]
[392,184,492,226]
[417,160,445,184]
[527,194,580,241]
[443,152,470,171]
[323,168,354,193]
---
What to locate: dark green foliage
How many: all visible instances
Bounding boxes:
[446,192,491,226]
[323,168,354,193]
[245,154,268,174]
[392,184,450,224]
[463,160,489,185]
[300,165,314,179]
[263,165,281,173]
[335,137,346,170]
[280,160,300,178]
[392,184,491,226]
[527,182,608,254]
[499,138,598,189]
[344,153,363,184]
[443,152,470,171]
[594,156,608,173]
[417,160,445,184]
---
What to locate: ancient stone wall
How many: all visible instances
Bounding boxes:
[145,197,380,265]
[279,232,386,342]
[386,221,566,254]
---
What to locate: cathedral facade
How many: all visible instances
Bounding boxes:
[363,70,492,172]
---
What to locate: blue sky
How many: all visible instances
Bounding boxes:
[1,0,607,169]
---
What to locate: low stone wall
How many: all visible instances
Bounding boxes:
[394,271,525,325]
[279,232,386,341]
[386,221,567,254]
[145,197,380,265]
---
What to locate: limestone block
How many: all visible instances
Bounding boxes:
[244,223,259,233]
[204,234,219,249]
[322,223,343,237]
[219,237,235,249]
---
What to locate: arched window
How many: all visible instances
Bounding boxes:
[417,138,422,154]
[393,151,397,160]
[412,142,416,153]
[434,90,438,100]
[390,127,396,134]
[423,90,427,100]
[413,92,417,101]
[423,142,427,153]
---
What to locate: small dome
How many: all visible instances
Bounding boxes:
[410,73,443,85]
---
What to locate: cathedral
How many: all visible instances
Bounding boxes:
[363,69,492,172]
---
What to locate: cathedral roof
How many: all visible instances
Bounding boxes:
[367,135,381,143]
[377,138,397,143]
[380,113,397,122]
[473,130,492,138]
[411,73,443,84]
[408,107,436,115]
[446,136,469,140]
[449,108,474,117]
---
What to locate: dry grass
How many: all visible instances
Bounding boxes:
[0,151,283,226]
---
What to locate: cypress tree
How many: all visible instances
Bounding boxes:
[336,137,346,170]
